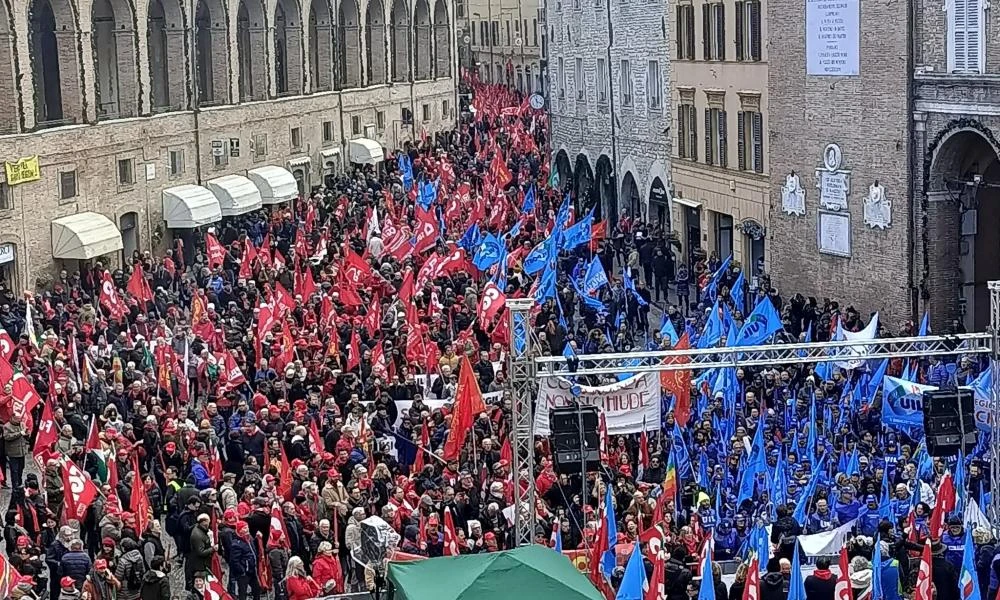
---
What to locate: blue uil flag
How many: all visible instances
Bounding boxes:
[733,297,783,347]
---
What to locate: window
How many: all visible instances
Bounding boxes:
[715,213,733,258]
[0,181,11,211]
[479,22,487,45]
[506,21,511,45]
[323,120,335,144]
[575,58,584,101]
[472,22,477,45]
[492,21,499,45]
[676,104,698,160]
[441,100,450,118]
[60,170,77,200]
[253,133,267,159]
[704,107,727,167]
[456,0,465,17]
[422,103,431,122]
[737,110,765,173]
[532,18,538,45]
[290,127,302,150]
[213,141,230,168]
[646,61,661,110]
[675,4,695,59]
[702,2,725,60]
[949,0,984,73]
[402,107,413,124]
[558,57,565,98]
[619,60,632,107]
[351,115,362,135]
[735,0,762,61]
[596,58,607,104]
[168,149,185,176]
[117,158,135,185]
[377,110,386,129]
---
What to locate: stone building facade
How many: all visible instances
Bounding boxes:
[0,0,456,290]
[766,0,1000,331]
[669,0,768,275]
[465,0,543,94]
[546,0,671,227]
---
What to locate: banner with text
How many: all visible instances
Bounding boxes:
[534,372,661,435]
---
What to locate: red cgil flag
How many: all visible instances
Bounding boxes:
[270,503,292,549]
[929,471,956,539]
[126,264,154,307]
[205,233,226,269]
[914,539,934,600]
[661,332,693,427]
[62,457,99,522]
[346,329,361,372]
[130,453,151,536]
[442,507,460,556]
[413,417,430,473]
[741,555,760,600]
[278,445,293,501]
[442,356,487,461]
[835,546,854,600]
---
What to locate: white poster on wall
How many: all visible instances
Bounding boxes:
[534,373,662,436]
[806,0,860,76]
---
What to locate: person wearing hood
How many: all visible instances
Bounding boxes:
[713,519,739,561]
[83,559,121,600]
[138,557,170,600]
[760,558,787,600]
[803,556,835,600]
[848,556,873,599]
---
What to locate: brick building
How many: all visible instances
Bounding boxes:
[546,0,671,227]
[0,0,456,290]
[669,0,768,277]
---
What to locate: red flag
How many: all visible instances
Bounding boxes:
[126,265,153,307]
[639,422,650,472]
[742,555,760,600]
[661,332,692,427]
[645,547,665,600]
[442,507,460,556]
[85,415,101,453]
[270,503,292,548]
[298,267,318,299]
[32,400,58,466]
[489,152,513,188]
[500,435,512,465]
[343,249,374,285]
[929,471,956,539]
[205,233,226,269]
[99,271,128,322]
[399,270,415,306]
[364,297,382,337]
[477,281,506,326]
[62,458,100,521]
[413,207,439,255]
[205,574,235,600]
[413,418,430,473]
[835,547,854,600]
[308,418,323,454]
[346,329,361,372]
[442,356,487,461]
[0,327,13,361]
[257,235,273,269]
[107,456,119,489]
[274,282,296,316]
[590,221,607,252]
[255,535,272,591]
[216,350,247,394]
[11,373,42,422]
[914,539,933,600]
[130,453,151,535]
[278,446,293,501]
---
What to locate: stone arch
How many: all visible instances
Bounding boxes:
[147,0,187,111]
[620,170,641,220]
[553,149,572,191]
[237,0,268,101]
[0,0,19,133]
[92,0,139,119]
[338,0,362,87]
[573,153,593,216]
[365,0,386,84]
[432,0,448,78]
[308,0,335,91]
[595,154,616,227]
[29,0,84,127]
[648,176,670,230]
[389,0,409,81]
[413,0,430,79]
[195,0,229,104]
[275,0,303,95]
[924,121,1000,331]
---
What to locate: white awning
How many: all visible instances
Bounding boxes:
[320,148,341,161]
[247,166,298,205]
[206,174,263,216]
[349,138,384,165]
[287,156,311,169]
[51,212,123,260]
[162,184,222,228]
[673,197,702,209]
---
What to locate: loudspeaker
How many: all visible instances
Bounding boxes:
[922,388,977,457]
[550,405,602,475]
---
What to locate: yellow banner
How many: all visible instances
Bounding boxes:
[4,156,40,185]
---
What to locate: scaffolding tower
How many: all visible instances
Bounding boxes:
[505,293,1000,546]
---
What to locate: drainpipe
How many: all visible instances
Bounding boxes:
[604,0,618,228]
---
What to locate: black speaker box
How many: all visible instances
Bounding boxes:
[922,388,977,457]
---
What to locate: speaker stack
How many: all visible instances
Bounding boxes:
[922,388,977,457]
[550,405,602,475]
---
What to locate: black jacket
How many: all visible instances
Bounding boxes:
[760,571,788,600]
[139,571,170,600]
[803,570,836,600]
[664,557,691,600]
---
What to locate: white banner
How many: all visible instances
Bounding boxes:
[798,519,857,556]
[534,372,661,436]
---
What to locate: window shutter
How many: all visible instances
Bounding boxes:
[676,5,683,58]
[689,106,698,161]
[965,0,981,72]
[715,3,726,60]
[735,1,745,61]
[686,7,696,58]
[702,4,711,59]
[705,107,714,165]
[752,112,764,173]
[737,111,746,170]
[749,1,761,60]
[678,106,687,158]
[718,109,728,168]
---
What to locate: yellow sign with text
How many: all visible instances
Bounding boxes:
[4,156,41,185]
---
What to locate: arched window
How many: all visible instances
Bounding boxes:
[195,0,231,104]
[238,0,269,101]
[275,0,304,95]
[389,0,409,82]
[309,0,335,91]
[413,0,431,79]
[338,0,362,87]
[148,0,187,112]
[93,0,139,119]
[365,0,386,84]
[29,0,84,127]
[0,0,20,133]
[432,0,449,78]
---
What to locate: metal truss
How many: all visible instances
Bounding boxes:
[989,281,1000,526]
[507,298,539,546]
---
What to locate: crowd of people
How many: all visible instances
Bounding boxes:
[0,74,991,600]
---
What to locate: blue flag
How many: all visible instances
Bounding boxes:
[417,180,436,209]
[871,535,884,599]
[523,238,550,275]
[601,484,618,578]
[522,185,536,214]
[731,270,746,314]
[472,233,504,271]
[534,266,557,303]
[623,271,648,306]
[960,527,981,600]
[697,551,715,600]
[584,258,609,295]
[615,543,648,600]
[458,223,481,253]
[398,154,413,191]
[788,544,806,600]
[703,254,732,301]
[918,311,930,336]
[660,315,680,346]
[572,277,608,313]
[793,455,827,525]
[733,297,783,346]
[562,209,594,251]
[737,419,766,505]
[552,526,563,553]
[698,300,724,349]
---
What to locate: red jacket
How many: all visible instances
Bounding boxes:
[287,576,320,600]
[311,555,343,594]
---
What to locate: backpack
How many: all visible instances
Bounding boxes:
[125,557,145,590]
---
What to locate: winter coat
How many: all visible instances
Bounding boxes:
[187,524,215,575]
[114,549,146,600]
[287,576,320,600]
[803,569,835,600]
[228,536,257,578]
[83,573,121,600]
[59,550,93,586]
[139,570,170,600]
[760,572,788,600]
[312,554,343,594]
